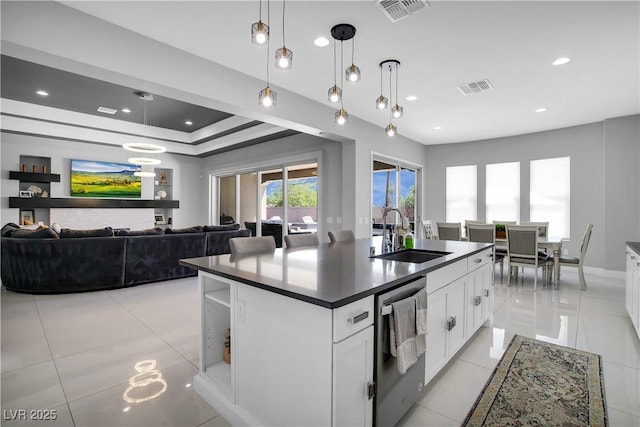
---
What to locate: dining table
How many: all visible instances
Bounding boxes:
[495,238,564,289]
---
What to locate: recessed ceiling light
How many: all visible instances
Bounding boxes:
[185,121,193,126]
[121,108,131,113]
[535,107,547,113]
[552,57,571,66]
[433,126,442,130]
[406,95,417,101]
[36,90,49,96]
[97,106,118,114]
[314,37,329,47]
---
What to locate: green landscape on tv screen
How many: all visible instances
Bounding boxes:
[71,159,141,198]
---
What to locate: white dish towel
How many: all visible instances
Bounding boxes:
[389,288,428,374]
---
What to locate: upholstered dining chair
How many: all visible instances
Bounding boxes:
[284,233,319,248]
[506,224,550,291]
[464,219,485,239]
[468,223,504,282]
[229,236,276,255]
[328,230,355,243]
[558,223,593,290]
[436,222,462,241]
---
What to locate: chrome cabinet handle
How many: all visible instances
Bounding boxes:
[350,311,369,324]
[475,258,482,264]
[473,296,482,306]
[484,289,490,297]
[446,316,457,331]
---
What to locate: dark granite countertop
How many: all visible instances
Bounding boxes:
[180,238,491,309]
[627,242,640,256]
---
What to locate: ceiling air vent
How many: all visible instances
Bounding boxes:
[97,106,118,114]
[378,0,430,23]
[456,79,493,96]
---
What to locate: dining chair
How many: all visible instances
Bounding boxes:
[284,233,319,248]
[506,224,550,291]
[229,236,276,255]
[464,219,485,239]
[522,221,549,239]
[468,223,504,282]
[436,222,462,241]
[422,220,435,239]
[558,223,593,290]
[328,229,355,243]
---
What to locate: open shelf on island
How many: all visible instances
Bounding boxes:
[205,288,231,307]
[204,361,232,398]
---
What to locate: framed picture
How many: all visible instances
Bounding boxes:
[19,190,32,198]
[70,159,141,198]
[20,210,35,225]
[154,214,166,224]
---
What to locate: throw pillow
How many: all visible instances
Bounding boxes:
[1,223,20,237]
[203,224,240,232]
[11,227,59,239]
[164,226,203,234]
[59,227,114,238]
[116,228,164,236]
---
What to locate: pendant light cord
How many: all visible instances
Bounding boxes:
[395,63,399,105]
[266,0,270,85]
[340,40,344,109]
[282,0,286,47]
[351,37,355,65]
[333,39,337,86]
[259,0,262,20]
[380,64,383,93]
[389,67,393,122]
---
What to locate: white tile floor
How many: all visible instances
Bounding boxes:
[2,269,639,426]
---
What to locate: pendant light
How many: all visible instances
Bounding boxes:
[345,36,361,83]
[123,92,165,175]
[330,24,357,125]
[375,64,388,110]
[251,0,269,45]
[274,0,292,70]
[327,40,342,103]
[378,60,403,136]
[258,0,277,108]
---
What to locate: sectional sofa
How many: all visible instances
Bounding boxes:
[0,224,250,294]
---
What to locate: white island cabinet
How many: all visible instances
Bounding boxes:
[196,272,374,426]
[181,238,494,426]
[626,243,640,339]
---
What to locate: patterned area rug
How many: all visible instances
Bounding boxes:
[463,335,607,426]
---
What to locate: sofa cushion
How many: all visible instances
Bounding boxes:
[11,227,59,239]
[116,227,164,236]
[59,227,114,238]
[1,223,20,237]
[164,226,203,234]
[203,224,240,232]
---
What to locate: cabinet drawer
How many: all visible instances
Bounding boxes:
[467,248,493,271]
[333,295,374,342]
[426,259,467,294]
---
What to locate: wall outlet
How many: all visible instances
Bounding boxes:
[364,217,369,225]
[337,217,342,224]
[358,217,363,224]
[326,217,333,224]
[237,300,245,322]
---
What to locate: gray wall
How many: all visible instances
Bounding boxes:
[423,115,640,272]
[1,132,205,228]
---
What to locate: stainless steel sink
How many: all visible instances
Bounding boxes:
[371,249,451,263]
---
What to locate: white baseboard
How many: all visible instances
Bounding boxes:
[582,266,625,279]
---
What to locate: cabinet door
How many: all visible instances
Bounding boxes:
[626,252,635,318]
[465,272,482,337]
[480,262,493,322]
[633,263,640,333]
[447,277,467,356]
[332,325,373,427]
[425,286,447,384]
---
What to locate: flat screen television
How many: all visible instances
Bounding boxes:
[70,159,142,198]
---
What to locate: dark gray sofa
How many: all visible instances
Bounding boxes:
[1,224,250,293]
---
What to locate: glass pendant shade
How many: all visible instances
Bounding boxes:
[259,86,277,108]
[335,108,349,125]
[345,64,361,82]
[385,123,397,137]
[392,104,404,118]
[251,21,269,45]
[376,95,388,110]
[328,85,342,103]
[275,47,293,69]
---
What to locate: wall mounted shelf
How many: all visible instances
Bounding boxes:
[9,171,61,183]
[9,197,179,209]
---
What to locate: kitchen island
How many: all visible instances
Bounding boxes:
[180,238,493,426]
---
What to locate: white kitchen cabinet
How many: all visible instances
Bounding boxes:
[333,325,374,427]
[626,247,640,339]
[466,249,493,337]
[425,265,467,384]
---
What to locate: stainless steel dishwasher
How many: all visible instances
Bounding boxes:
[374,275,427,426]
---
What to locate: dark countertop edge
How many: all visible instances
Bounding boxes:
[626,242,640,256]
[180,244,492,309]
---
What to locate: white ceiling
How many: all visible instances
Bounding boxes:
[56,1,640,145]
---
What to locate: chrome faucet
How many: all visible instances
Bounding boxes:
[382,207,408,253]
